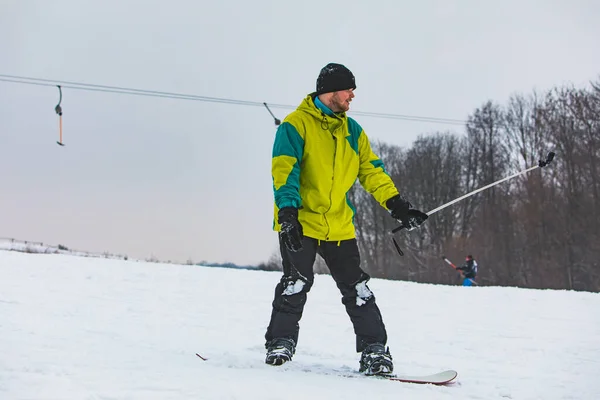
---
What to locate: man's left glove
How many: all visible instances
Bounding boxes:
[278,207,304,252]
[386,194,429,230]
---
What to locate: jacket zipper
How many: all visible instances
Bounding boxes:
[324,127,339,240]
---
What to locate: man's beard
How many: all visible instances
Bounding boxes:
[331,95,350,112]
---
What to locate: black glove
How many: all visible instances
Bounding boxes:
[278,207,304,252]
[386,194,429,230]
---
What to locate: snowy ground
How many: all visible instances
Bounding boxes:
[1,250,599,400]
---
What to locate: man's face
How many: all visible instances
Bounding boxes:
[330,89,355,112]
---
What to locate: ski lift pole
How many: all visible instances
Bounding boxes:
[263,102,281,126]
[423,151,554,221]
[442,255,459,270]
[391,151,556,254]
[55,85,64,146]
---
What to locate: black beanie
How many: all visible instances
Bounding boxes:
[315,63,356,95]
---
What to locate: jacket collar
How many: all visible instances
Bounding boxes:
[314,95,335,117]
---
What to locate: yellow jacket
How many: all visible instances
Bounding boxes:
[272,94,399,241]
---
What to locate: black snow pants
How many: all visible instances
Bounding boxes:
[265,235,387,352]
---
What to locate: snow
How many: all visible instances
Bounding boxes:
[1,249,599,400]
[0,238,128,260]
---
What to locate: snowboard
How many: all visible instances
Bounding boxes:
[195,353,457,385]
[377,369,458,385]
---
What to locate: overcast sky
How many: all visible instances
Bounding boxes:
[1,0,599,265]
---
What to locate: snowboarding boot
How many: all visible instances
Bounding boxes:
[265,338,295,366]
[359,343,393,375]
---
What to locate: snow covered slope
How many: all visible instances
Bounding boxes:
[1,250,599,399]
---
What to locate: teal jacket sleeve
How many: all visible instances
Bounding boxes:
[272,121,304,209]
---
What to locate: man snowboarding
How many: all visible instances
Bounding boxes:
[265,62,429,375]
[456,255,478,286]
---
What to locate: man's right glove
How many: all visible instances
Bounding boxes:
[278,207,304,252]
[386,194,429,231]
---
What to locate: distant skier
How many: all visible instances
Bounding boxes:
[456,255,478,286]
[265,62,429,375]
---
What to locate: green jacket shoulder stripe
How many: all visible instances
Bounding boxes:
[272,121,305,158]
[346,117,362,155]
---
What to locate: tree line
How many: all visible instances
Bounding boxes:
[261,77,600,292]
